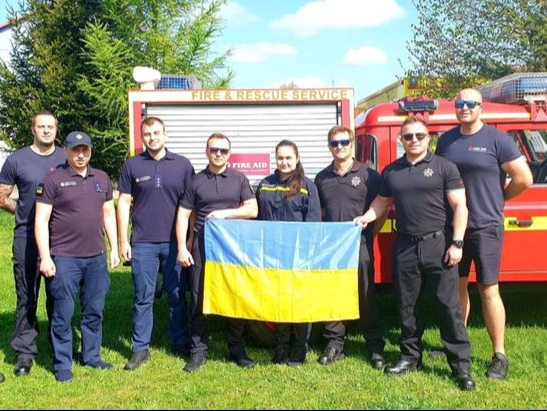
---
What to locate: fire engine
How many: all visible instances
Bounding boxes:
[128,72,547,284]
[355,72,547,283]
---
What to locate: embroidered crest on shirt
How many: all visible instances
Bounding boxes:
[351,176,361,187]
[423,168,434,178]
[60,181,78,187]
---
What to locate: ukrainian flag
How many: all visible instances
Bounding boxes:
[203,219,361,322]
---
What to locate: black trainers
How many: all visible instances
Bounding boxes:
[288,347,306,367]
[318,346,345,365]
[0,372,5,384]
[229,353,255,369]
[486,352,509,379]
[85,360,113,370]
[124,350,150,371]
[184,354,207,372]
[272,346,290,364]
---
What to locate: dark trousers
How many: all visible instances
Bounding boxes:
[323,239,384,353]
[276,323,308,351]
[393,233,471,373]
[11,236,53,360]
[47,254,110,371]
[131,242,188,352]
[189,232,247,357]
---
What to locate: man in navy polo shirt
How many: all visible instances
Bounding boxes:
[436,88,533,379]
[118,116,194,370]
[314,125,386,370]
[355,117,475,391]
[35,131,119,383]
[177,132,258,373]
[0,110,66,378]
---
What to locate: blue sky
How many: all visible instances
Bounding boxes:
[0,0,417,102]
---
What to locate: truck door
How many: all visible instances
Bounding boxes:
[498,127,547,281]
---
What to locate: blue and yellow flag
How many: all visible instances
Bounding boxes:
[203,219,361,322]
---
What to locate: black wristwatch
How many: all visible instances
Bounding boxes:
[452,239,464,249]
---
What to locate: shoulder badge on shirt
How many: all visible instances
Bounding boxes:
[135,175,152,183]
[424,168,434,178]
[351,176,361,187]
[36,184,44,196]
[60,181,78,188]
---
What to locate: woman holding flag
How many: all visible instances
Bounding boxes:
[256,140,321,366]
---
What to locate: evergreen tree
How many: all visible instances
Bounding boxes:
[0,0,232,177]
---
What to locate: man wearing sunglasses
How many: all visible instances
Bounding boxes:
[354,117,475,391]
[118,116,195,371]
[436,88,533,380]
[177,133,258,372]
[314,125,386,370]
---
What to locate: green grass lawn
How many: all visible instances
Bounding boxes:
[0,212,546,409]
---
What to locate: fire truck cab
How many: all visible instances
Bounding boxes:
[355,73,547,283]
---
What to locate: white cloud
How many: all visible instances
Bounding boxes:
[342,46,388,66]
[270,0,406,37]
[220,1,259,26]
[269,76,328,88]
[230,43,297,64]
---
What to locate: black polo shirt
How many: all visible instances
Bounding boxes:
[314,160,381,241]
[118,150,194,243]
[379,152,464,236]
[256,171,321,222]
[436,124,522,229]
[180,166,254,232]
[0,146,65,238]
[37,163,113,257]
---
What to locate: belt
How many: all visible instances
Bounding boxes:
[398,229,444,242]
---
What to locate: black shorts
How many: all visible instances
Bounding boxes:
[459,225,504,285]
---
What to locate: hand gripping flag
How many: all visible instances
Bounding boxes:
[203,219,361,322]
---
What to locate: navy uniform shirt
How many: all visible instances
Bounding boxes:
[379,152,464,236]
[314,160,381,243]
[118,150,194,243]
[0,146,65,238]
[256,171,321,222]
[180,166,254,233]
[436,124,522,229]
[36,163,113,257]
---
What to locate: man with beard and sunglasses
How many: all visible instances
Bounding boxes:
[355,117,475,391]
[314,125,386,370]
[435,88,532,380]
[0,111,65,378]
[177,132,258,373]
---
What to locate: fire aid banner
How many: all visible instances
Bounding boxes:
[227,153,270,176]
[203,219,361,322]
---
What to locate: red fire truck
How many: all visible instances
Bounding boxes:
[355,73,547,283]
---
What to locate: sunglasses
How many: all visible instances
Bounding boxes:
[402,132,428,141]
[208,147,230,156]
[455,100,482,109]
[329,139,352,148]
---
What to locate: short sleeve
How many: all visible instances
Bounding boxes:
[443,160,464,191]
[240,175,254,202]
[36,174,56,205]
[118,161,133,194]
[0,156,17,186]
